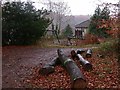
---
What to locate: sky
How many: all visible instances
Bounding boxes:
[5,0,119,15]
[32,0,119,15]
[64,0,119,15]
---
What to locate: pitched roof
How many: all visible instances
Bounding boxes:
[75,20,90,28]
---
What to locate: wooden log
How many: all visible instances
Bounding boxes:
[77,49,86,54]
[57,49,87,88]
[86,49,92,58]
[47,57,61,66]
[77,51,93,71]
[39,65,55,75]
[71,50,78,60]
[71,50,92,71]
[39,57,60,75]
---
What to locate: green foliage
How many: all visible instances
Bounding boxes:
[63,24,73,37]
[116,14,120,63]
[114,37,120,62]
[2,2,51,45]
[101,6,110,20]
[89,6,111,38]
[99,41,114,53]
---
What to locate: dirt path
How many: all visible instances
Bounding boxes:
[2,46,73,88]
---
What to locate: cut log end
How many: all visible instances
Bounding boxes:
[72,78,87,88]
[39,66,55,75]
[86,54,92,58]
[84,63,93,71]
[71,50,78,60]
[86,49,92,58]
[77,49,85,54]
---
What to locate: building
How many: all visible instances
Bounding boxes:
[75,20,90,39]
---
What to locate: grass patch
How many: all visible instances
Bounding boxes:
[97,38,117,55]
[99,42,113,52]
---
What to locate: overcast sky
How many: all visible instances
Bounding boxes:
[32,0,119,15]
[6,0,119,15]
[64,0,118,15]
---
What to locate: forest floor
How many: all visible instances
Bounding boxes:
[2,43,120,89]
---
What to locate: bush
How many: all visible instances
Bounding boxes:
[98,40,116,54]
[84,34,99,44]
[115,37,120,63]
[2,2,51,46]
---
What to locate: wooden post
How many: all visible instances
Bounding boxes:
[86,49,92,58]
[39,57,60,75]
[57,49,87,88]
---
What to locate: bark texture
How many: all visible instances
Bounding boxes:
[57,49,87,88]
[39,57,60,75]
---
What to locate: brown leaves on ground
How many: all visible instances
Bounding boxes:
[2,46,119,88]
[25,66,71,88]
[25,50,120,89]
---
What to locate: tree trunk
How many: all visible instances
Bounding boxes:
[39,57,60,75]
[57,49,87,88]
[86,49,92,58]
[71,50,92,71]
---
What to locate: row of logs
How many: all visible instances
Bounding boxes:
[39,48,93,88]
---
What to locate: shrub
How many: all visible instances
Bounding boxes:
[2,2,51,46]
[98,40,115,54]
[84,34,99,44]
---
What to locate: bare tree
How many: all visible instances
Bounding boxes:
[41,0,71,35]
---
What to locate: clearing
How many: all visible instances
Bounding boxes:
[2,45,120,88]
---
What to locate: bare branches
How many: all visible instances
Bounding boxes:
[41,0,71,35]
[97,1,119,18]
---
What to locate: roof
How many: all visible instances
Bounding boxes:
[75,20,90,28]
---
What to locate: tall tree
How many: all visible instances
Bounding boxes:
[43,0,71,35]
[2,1,51,45]
[89,6,111,38]
[100,6,110,20]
